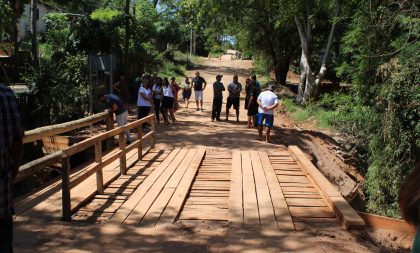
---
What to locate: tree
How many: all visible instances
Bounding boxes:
[31,0,40,69]
[292,0,341,104]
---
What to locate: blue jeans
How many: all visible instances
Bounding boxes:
[0,214,13,253]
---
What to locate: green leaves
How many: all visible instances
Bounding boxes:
[91,8,123,22]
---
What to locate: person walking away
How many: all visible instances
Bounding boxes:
[113,75,130,111]
[180,77,192,108]
[226,75,242,122]
[0,84,23,253]
[170,77,181,112]
[250,74,261,91]
[137,80,152,130]
[152,77,164,124]
[162,77,177,125]
[212,74,225,122]
[399,160,420,252]
[192,71,207,111]
[256,85,279,143]
[99,93,131,144]
[247,79,260,128]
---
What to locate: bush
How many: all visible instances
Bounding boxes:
[24,53,89,126]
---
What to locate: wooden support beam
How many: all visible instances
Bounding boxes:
[288,146,365,230]
[61,155,71,221]
[23,112,111,144]
[119,133,127,175]
[95,142,104,194]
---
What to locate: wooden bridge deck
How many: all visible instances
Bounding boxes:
[16,146,364,231]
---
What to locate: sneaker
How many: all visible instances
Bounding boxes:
[196,108,200,111]
[211,118,215,122]
[201,108,204,112]
[126,140,132,145]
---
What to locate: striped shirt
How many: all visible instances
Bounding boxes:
[0,84,23,219]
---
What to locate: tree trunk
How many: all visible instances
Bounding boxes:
[30,0,39,69]
[124,0,130,75]
[294,0,341,104]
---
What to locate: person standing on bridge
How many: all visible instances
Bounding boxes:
[180,77,192,109]
[226,75,242,122]
[256,85,279,143]
[211,74,225,122]
[0,83,23,253]
[137,78,152,130]
[98,93,131,144]
[162,77,177,125]
[247,78,260,128]
[192,71,207,112]
[152,77,164,124]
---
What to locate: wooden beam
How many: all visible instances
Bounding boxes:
[157,149,206,225]
[23,112,111,144]
[259,151,295,231]
[111,148,182,224]
[250,151,278,232]
[288,146,365,230]
[358,212,416,236]
[16,151,62,182]
[228,151,243,228]
[241,151,260,228]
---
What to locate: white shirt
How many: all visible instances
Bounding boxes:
[137,86,152,107]
[257,90,278,115]
[163,85,174,98]
[152,84,163,100]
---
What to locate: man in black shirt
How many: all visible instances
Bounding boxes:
[192,71,207,111]
[212,74,225,121]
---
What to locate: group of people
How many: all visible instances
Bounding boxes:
[210,74,279,143]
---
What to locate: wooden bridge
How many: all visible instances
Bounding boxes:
[15,114,368,233]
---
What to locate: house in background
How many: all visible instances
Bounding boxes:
[17,1,61,41]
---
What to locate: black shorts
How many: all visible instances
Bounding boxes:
[183,90,192,100]
[227,97,240,110]
[162,96,174,109]
[247,103,258,116]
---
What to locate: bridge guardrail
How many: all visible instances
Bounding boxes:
[60,114,156,221]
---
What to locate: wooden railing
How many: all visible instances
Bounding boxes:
[16,112,113,182]
[61,114,156,221]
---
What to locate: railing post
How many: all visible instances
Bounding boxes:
[119,132,127,175]
[106,113,114,150]
[151,116,156,149]
[137,124,143,161]
[61,154,71,221]
[95,141,104,194]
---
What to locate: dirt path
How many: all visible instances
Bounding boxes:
[13,56,390,253]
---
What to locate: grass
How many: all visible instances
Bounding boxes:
[282,98,338,130]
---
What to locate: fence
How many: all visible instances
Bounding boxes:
[60,114,156,220]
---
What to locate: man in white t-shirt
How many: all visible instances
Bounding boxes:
[256,85,279,143]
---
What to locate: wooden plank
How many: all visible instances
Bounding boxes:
[139,149,198,226]
[111,148,182,223]
[123,149,190,224]
[358,212,416,236]
[277,175,309,184]
[289,207,336,218]
[179,210,228,221]
[275,170,306,176]
[156,149,206,225]
[282,187,317,193]
[259,152,295,231]
[286,198,327,207]
[241,151,260,227]
[250,151,278,232]
[23,111,110,144]
[288,146,365,230]
[228,151,243,228]
[283,194,322,199]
